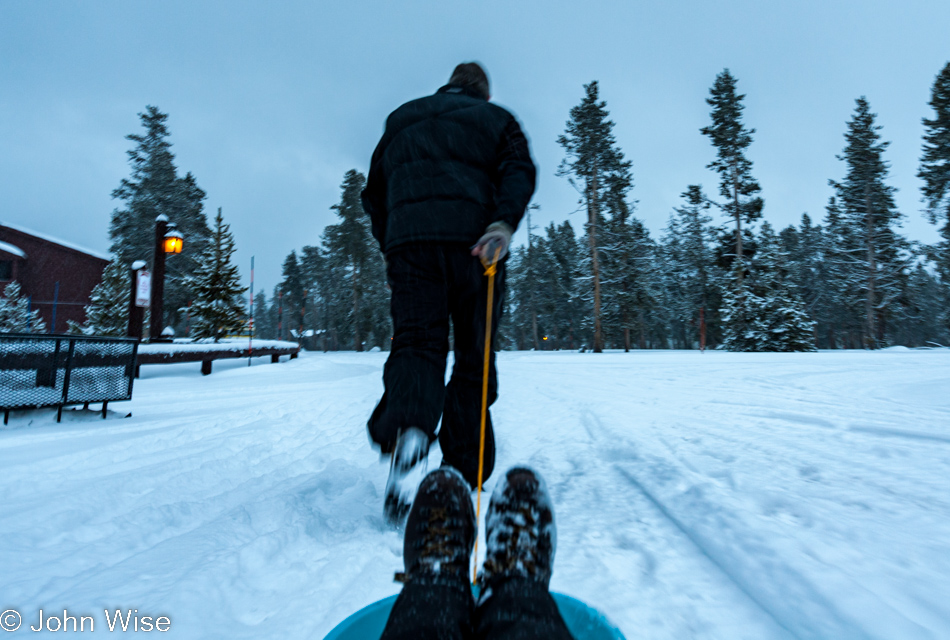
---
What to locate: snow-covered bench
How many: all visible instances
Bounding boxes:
[0,333,139,423]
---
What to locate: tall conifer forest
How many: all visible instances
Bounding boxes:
[268,65,950,351]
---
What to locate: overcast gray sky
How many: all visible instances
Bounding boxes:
[2,0,947,293]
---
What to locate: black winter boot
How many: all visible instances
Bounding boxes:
[477,467,556,591]
[399,466,476,582]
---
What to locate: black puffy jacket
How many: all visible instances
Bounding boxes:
[361,84,536,254]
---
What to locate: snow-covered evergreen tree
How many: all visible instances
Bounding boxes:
[918,62,950,339]
[320,170,389,351]
[779,216,823,325]
[891,263,949,347]
[0,281,46,333]
[252,290,275,340]
[919,62,950,285]
[270,284,286,342]
[718,281,765,351]
[817,197,864,347]
[299,245,333,348]
[521,221,585,350]
[558,81,632,352]
[517,205,544,350]
[701,69,763,280]
[506,219,586,350]
[185,208,247,341]
[750,223,816,351]
[280,250,307,339]
[830,97,908,348]
[700,69,767,348]
[505,245,532,349]
[68,256,130,336]
[598,170,665,351]
[546,221,585,349]
[110,106,211,332]
[720,224,815,352]
[603,214,661,350]
[662,185,721,348]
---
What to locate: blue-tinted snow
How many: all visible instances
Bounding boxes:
[1,350,948,638]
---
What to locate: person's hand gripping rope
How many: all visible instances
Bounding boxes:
[471,221,513,267]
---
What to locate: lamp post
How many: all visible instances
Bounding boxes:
[149,215,184,342]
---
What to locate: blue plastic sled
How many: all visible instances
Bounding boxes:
[324,591,625,640]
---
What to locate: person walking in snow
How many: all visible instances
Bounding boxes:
[361,62,536,524]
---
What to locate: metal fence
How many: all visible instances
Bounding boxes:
[0,333,139,422]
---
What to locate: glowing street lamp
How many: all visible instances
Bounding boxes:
[149,216,184,342]
[163,225,184,254]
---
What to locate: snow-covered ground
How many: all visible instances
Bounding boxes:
[2,349,949,639]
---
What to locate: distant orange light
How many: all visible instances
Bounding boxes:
[543,336,548,340]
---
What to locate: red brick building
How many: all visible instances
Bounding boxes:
[0,223,109,333]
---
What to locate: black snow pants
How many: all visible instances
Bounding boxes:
[368,244,504,488]
[379,574,575,640]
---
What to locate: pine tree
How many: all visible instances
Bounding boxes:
[110,106,211,332]
[598,160,655,351]
[0,281,46,333]
[750,223,817,351]
[505,219,586,351]
[919,62,950,284]
[68,257,130,336]
[918,62,950,339]
[252,290,275,340]
[508,233,561,350]
[546,221,584,349]
[505,245,532,349]
[701,69,763,280]
[720,223,815,351]
[830,97,908,348]
[891,263,949,347]
[719,281,764,351]
[164,172,212,328]
[602,211,659,350]
[780,216,819,316]
[271,284,287,341]
[507,205,559,350]
[280,251,306,339]
[557,81,633,352]
[662,185,720,348]
[320,170,389,351]
[299,245,331,348]
[512,220,584,350]
[362,254,390,349]
[185,208,247,341]
[523,205,542,350]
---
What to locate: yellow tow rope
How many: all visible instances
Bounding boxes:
[473,245,501,585]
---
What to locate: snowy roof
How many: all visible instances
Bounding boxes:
[0,221,110,261]
[0,241,26,258]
